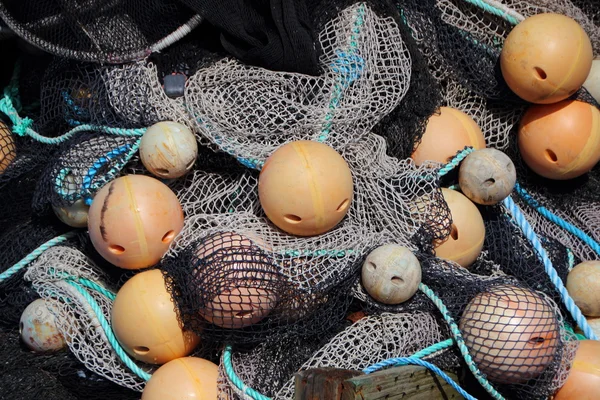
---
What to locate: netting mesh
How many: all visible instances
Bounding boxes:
[0,0,599,398]
[159,132,449,344]
[224,312,448,399]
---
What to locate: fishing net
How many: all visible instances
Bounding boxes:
[0,0,202,63]
[0,0,599,399]
[223,311,448,399]
[160,131,449,344]
[221,255,579,400]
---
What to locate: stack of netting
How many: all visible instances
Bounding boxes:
[0,0,599,399]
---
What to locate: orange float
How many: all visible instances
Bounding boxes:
[435,188,485,268]
[87,174,184,269]
[0,121,16,174]
[258,141,353,236]
[501,13,593,104]
[111,269,200,365]
[194,232,279,329]
[459,285,559,384]
[141,357,218,400]
[518,100,600,180]
[553,340,600,400]
[411,107,486,166]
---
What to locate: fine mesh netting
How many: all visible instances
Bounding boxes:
[0,0,202,63]
[24,244,149,392]
[0,0,599,398]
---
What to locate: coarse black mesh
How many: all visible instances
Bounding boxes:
[161,232,356,345]
[177,0,319,75]
[503,126,600,262]
[478,207,574,312]
[370,0,443,160]
[0,217,71,327]
[0,327,140,400]
[0,0,200,63]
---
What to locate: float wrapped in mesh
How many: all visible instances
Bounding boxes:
[220,257,578,400]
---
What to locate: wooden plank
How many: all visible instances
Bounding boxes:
[294,368,363,400]
[341,365,461,400]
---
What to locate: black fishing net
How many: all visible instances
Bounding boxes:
[161,231,357,345]
[0,0,201,63]
[177,0,319,75]
[0,218,71,327]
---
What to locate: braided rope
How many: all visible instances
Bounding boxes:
[363,357,477,399]
[0,231,78,283]
[66,281,152,381]
[567,248,576,272]
[438,147,476,178]
[363,338,454,372]
[223,345,271,400]
[515,184,600,257]
[419,283,504,400]
[503,195,598,340]
[0,93,145,144]
[460,0,523,25]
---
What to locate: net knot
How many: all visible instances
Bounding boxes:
[13,116,34,137]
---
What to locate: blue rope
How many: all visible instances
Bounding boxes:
[438,147,475,177]
[363,357,477,400]
[515,184,600,257]
[503,195,598,340]
[0,93,145,144]
[364,338,454,372]
[459,0,520,25]
[81,141,141,205]
[67,281,151,381]
[418,283,504,400]
[223,345,272,400]
[0,232,78,283]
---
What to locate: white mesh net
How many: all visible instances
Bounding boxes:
[184,3,411,166]
[23,246,149,392]
[169,133,450,290]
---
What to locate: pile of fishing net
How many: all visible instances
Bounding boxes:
[0,0,599,399]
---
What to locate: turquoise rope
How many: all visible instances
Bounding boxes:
[223,345,272,400]
[0,93,145,144]
[567,248,575,272]
[0,232,78,283]
[411,338,455,359]
[363,358,477,400]
[459,0,520,25]
[66,281,151,381]
[76,278,117,301]
[438,147,475,177]
[419,283,504,400]
[503,195,598,341]
[363,338,455,371]
[515,184,600,257]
